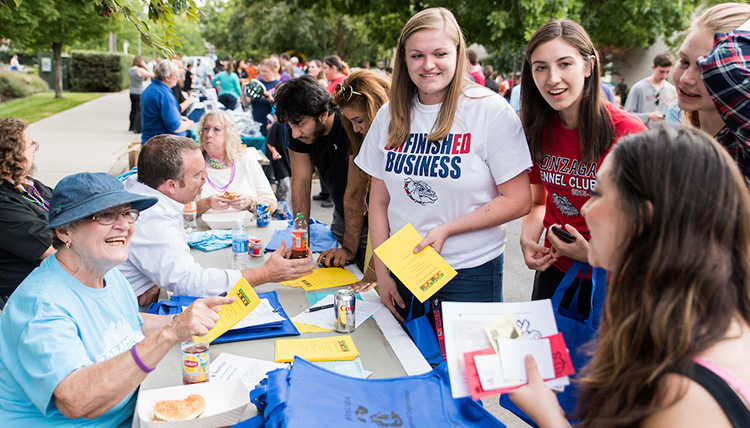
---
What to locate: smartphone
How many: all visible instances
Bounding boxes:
[551,226,576,244]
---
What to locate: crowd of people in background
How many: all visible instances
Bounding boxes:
[2,3,750,426]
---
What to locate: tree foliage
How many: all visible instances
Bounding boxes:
[72,10,206,57]
[1,0,719,79]
[201,0,402,65]
[0,0,116,97]
[197,0,710,74]
[0,0,115,51]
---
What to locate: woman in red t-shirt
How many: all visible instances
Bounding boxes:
[519,19,645,309]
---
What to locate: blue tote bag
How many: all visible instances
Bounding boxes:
[500,261,607,425]
[403,296,445,367]
[249,357,506,428]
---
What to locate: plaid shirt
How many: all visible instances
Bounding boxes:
[699,30,750,183]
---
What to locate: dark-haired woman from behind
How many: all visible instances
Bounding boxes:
[0,118,55,307]
[512,19,644,418]
[512,124,750,428]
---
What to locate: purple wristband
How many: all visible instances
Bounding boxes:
[130,343,155,373]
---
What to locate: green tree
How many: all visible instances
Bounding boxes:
[74,12,206,57]
[201,0,399,67]
[288,0,708,65]
[0,0,116,98]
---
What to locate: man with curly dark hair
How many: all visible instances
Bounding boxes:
[274,75,369,270]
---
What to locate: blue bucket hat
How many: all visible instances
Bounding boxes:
[48,172,158,229]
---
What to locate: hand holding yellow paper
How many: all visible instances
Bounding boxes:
[374,223,457,302]
[280,267,356,290]
[205,278,261,343]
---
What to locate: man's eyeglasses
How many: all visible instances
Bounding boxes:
[335,83,362,102]
[91,209,140,225]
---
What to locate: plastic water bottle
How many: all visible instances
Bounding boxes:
[291,213,309,259]
[183,200,197,233]
[231,219,249,270]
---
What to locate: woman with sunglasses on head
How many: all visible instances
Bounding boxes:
[0,118,55,307]
[331,70,390,292]
[0,172,235,426]
[355,8,533,321]
[519,19,644,308]
[511,124,750,428]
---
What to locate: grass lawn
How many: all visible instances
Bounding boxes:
[0,92,105,123]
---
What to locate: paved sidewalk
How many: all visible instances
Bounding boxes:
[29,90,135,187]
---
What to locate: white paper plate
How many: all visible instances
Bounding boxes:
[137,379,249,428]
[201,210,253,230]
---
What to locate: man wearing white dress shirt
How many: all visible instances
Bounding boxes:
[118,134,313,305]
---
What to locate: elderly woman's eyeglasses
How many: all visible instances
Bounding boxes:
[335,83,362,101]
[91,209,140,225]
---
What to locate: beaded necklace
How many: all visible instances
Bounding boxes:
[205,154,228,169]
[204,160,236,193]
[5,179,49,211]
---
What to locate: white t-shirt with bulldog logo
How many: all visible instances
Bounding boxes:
[355,86,532,269]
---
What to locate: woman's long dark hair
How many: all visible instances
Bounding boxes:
[522,19,612,164]
[576,125,750,427]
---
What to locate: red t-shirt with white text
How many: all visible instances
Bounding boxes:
[529,102,646,274]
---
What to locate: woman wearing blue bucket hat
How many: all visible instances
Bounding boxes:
[0,172,235,426]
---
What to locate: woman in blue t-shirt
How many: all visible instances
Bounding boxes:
[0,172,234,426]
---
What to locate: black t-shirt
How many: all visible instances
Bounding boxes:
[266,122,291,180]
[172,84,188,114]
[485,78,500,93]
[287,112,350,217]
[0,179,53,296]
[185,69,193,91]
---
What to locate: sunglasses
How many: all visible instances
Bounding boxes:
[91,208,140,225]
[654,91,660,107]
[335,83,362,101]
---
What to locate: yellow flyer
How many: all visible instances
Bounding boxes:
[374,223,457,302]
[293,322,332,333]
[205,278,261,343]
[274,335,359,362]
[280,267,357,290]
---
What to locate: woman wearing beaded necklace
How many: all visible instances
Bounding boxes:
[196,110,277,216]
[0,118,55,307]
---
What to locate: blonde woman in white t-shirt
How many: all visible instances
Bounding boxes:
[354,7,532,321]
